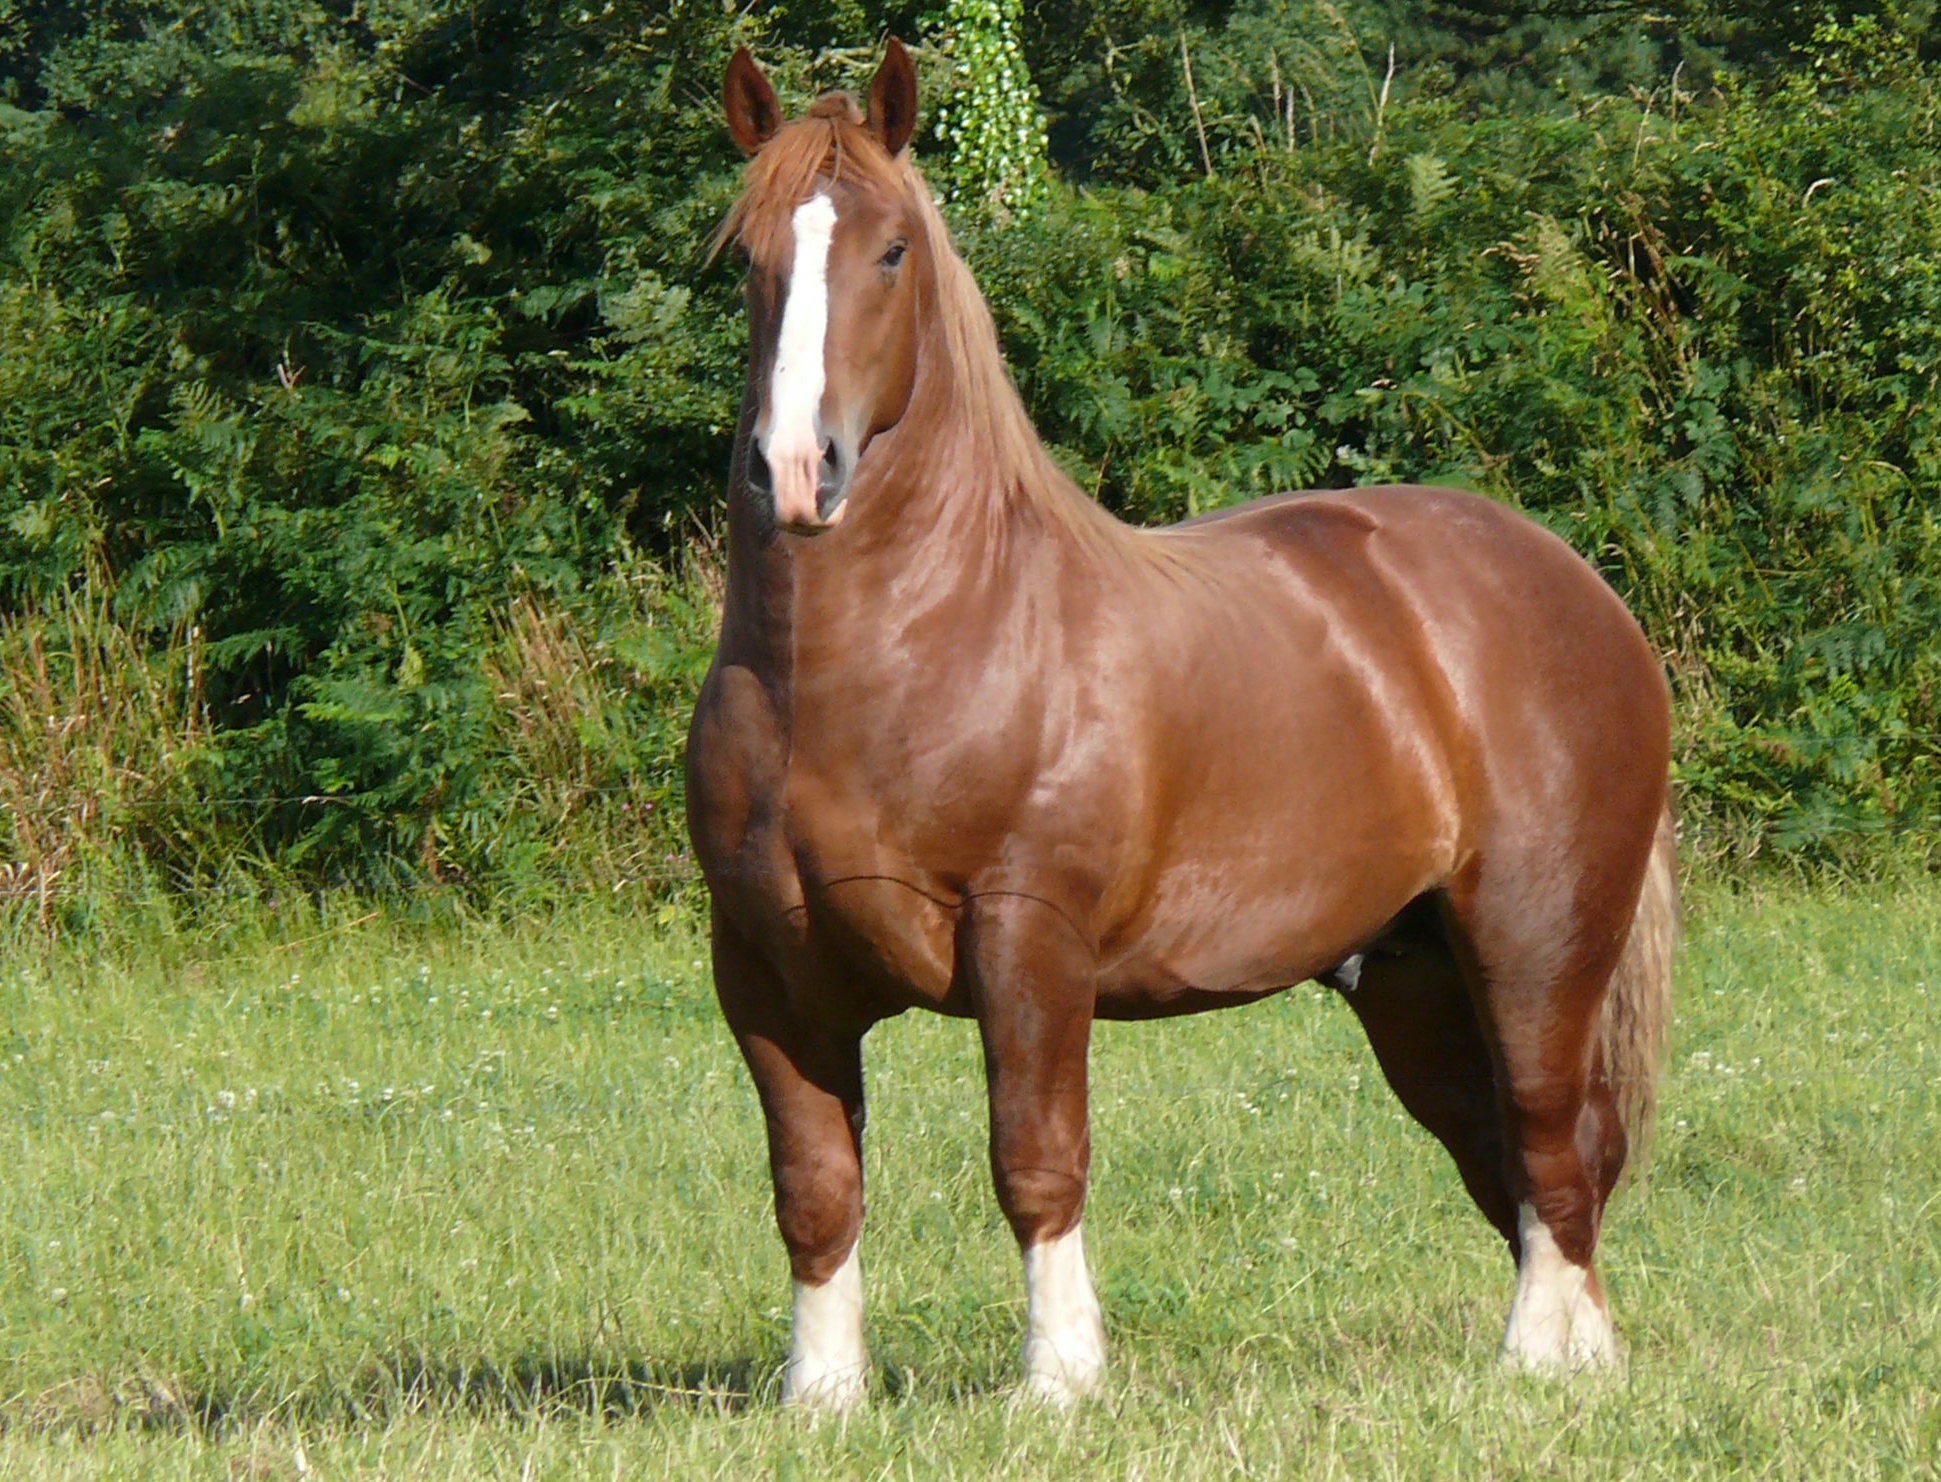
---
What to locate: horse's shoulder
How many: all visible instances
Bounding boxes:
[686,663,787,833]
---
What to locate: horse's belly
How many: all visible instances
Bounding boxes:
[1094,854,1433,1019]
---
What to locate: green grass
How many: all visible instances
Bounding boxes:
[1,883,1937,1478]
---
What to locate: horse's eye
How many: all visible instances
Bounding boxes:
[880,240,907,270]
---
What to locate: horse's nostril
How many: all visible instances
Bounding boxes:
[816,441,848,520]
[745,442,772,496]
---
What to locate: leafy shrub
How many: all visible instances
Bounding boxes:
[2,1,1937,921]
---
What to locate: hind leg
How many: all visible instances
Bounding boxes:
[1443,867,1630,1373]
[1337,924,1518,1249]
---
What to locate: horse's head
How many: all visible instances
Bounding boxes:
[721,42,926,536]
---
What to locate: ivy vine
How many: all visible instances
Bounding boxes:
[928,0,1050,219]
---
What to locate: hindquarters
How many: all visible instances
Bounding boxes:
[1342,800,1676,1249]
[1447,795,1675,1370]
[1213,486,1680,1368]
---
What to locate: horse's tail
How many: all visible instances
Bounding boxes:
[1602,803,1678,1175]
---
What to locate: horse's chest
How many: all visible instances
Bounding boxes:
[687,672,962,1005]
[778,764,965,1006]
[686,665,798,912]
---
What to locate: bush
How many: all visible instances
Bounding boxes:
[2,2,1937,922]
[971,11,1941,866]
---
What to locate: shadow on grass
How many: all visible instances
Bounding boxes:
[9,1353,772,1437]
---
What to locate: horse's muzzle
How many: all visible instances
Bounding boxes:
[750,436,850,535]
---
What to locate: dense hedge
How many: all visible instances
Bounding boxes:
[2,2,1937,912]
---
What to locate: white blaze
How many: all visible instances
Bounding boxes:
[783,1241,868,1410]
[1021,1222,1107,1405]
[1501,1202,1620,1372]
[762,193,838,528]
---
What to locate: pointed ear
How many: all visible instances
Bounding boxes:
[867,37,918,158]
[724,47,782,156]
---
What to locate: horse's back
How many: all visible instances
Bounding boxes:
[1141,481,1677,880]
[1179,487,1673,870]
[1163,483,1665,739]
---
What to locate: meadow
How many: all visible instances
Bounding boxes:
[0,880,1936,1480]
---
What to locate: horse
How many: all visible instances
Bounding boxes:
[685,39,1676,1410]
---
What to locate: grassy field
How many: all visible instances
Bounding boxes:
[0,881,1936,1479]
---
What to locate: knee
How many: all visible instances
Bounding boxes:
[775,1169,863,1282]
[992,1161,1087,1247]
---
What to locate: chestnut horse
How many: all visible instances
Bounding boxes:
[686,40,1676,1409]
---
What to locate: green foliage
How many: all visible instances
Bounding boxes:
[971,6,1941,865]
[927,0,1051,216]
[2,1,1939,917]
[0,0,757,898]
[967,190,1329,515]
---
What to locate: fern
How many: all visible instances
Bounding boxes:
[1404,151,1456,219]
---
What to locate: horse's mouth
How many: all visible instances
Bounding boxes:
[777,498,848,536]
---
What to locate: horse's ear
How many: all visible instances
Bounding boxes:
[867,37,918,158]
[724,47,782,156]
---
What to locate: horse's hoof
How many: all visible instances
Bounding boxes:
[781,1362,869,1414]
[1499,1314,1623,1376]
[1500,1205,1623,1377]
[1019,1343,1105,1408]
[1020,1371,1098,1409]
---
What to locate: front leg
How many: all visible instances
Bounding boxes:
[963,895,1106,1405]
[712,920,870,1410]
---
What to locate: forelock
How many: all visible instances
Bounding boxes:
[714,93,908,264]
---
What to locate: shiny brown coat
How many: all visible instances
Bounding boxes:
[689,41,1676,1399]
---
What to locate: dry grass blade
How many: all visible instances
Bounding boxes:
[0,584,205,923]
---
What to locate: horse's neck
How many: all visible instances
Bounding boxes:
[720,457,1049,682]
[716,330,1125,684]
[716,493,803,679]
